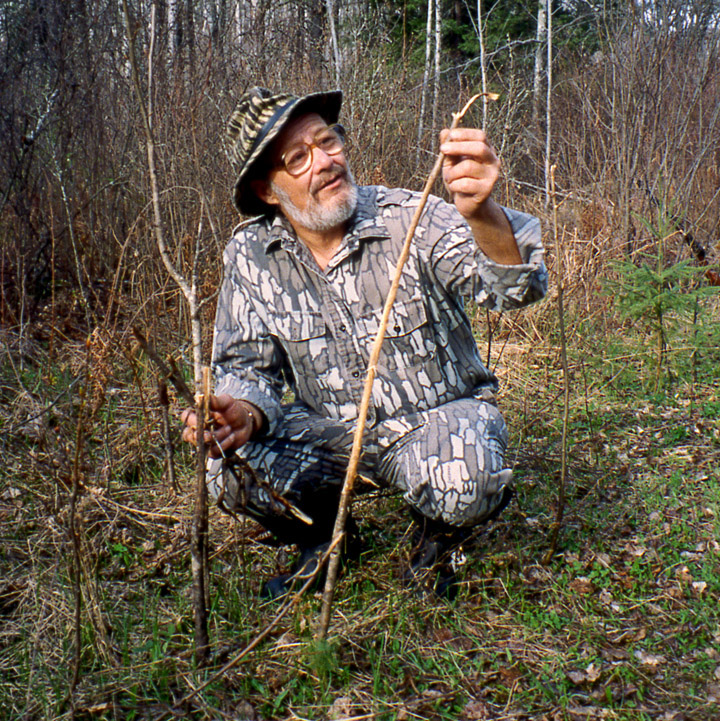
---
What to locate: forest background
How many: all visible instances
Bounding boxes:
[1,1,720,719]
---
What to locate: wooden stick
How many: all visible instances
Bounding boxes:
[317,94,482,640]
[157,379,178,493]
[542,164,569,566]
[132,326,195,405]
[151,534,346,721]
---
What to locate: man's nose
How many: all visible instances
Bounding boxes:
[311,145,336,172]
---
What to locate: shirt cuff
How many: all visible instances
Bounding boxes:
[213,370,283,435]
[476,206,548,309]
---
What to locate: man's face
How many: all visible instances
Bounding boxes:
[259,113,357,233]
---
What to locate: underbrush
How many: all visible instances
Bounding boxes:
[1,299,719,720]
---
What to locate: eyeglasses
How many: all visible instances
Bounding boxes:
[279,124,346,176]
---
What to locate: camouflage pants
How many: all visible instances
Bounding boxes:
[207,392,513,540]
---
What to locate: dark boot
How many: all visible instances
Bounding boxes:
[260,515,361,600]
[403,485,515,600]
[403,512,468,600]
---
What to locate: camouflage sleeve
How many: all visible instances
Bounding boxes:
[479,206,548,309]
[211,244,285,433]
[427,200,548,311]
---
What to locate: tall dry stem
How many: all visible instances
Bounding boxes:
[543,165,569,565]
[122,0,210,664]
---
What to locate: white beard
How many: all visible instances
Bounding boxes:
[271,171,358,232]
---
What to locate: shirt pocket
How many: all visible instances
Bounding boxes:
[271,311,331,376]
[356,297,436,371]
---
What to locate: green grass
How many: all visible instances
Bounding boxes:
[1,312,719,720]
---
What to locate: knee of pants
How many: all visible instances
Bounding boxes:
[406,451,513,527]
[383,400,511,526]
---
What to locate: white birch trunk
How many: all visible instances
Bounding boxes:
[431,0,441,137]
[326,0,341,85]
[532,0,547,126]
[415,0,434,168]
[477,0,488,128]
[544,0,552,207]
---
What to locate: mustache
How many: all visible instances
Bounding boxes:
[310,164,348,194]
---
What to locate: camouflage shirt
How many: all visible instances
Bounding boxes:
[212,185,547,433]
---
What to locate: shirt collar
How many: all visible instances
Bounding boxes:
[262,185,391,257]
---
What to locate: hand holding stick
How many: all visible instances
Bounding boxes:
[316,94,483,640]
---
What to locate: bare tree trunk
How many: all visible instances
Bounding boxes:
[326,0,341,85]
[415,0,434,169]
[122,0,210,665]
[544,0,552,207]
[532,0,547,128]
[185,0,195,74]
[431,0,441,137]
[477,0,488,128]
[169,0,183,80]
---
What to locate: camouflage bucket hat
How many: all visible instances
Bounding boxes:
[226,86,342,216]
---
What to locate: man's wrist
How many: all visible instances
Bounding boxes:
[465,199,523,265]
[239,400,264,438]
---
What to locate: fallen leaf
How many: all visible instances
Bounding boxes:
[692,581,708,596]
[235,700,257,721]
[626,543,647,557]
[569,577,595,594]
[567,670,586,684]
[328,696,352,720]
[463,700,490,720]
[601,646,629,661]
[499,664,523,685]
[676,566,693,583]
[567,662,602,685]
[567,706,612,718]
[634,650,666,668]
[595,553,612,568]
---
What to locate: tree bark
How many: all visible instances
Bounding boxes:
[431,0,441,137]
[544,0,552,207]
[532,0,547,128]
[416,0,434,169]
[326,0,341,85]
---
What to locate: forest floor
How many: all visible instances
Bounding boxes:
[1,311,719,721]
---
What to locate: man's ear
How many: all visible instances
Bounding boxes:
[251,178,278,207]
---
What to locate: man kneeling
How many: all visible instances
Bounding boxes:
[182,87,547,599]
